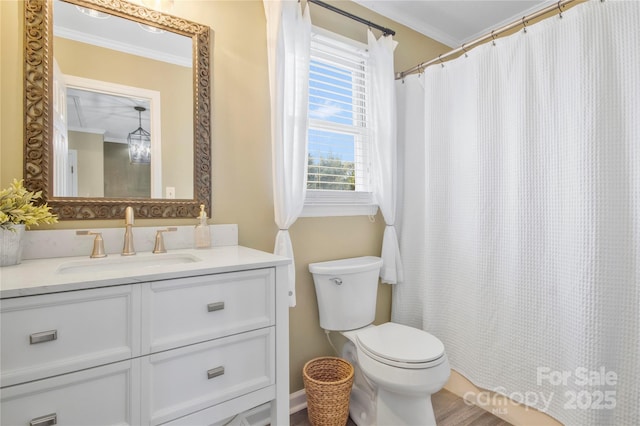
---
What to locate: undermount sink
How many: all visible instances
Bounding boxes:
[56,253,202,275]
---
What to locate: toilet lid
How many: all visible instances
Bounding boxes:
[356,323,445,365]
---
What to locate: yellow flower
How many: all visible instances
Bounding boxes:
[0,179,58,230]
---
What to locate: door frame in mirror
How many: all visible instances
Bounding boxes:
[24,0,211,220]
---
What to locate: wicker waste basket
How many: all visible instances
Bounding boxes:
[303,357,354,426]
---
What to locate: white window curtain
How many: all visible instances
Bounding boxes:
[395,2,639,424]
[263,0,311,307]
[368,31,403,284]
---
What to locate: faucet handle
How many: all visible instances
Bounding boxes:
[76,230,107,258]
[153,227,177,254]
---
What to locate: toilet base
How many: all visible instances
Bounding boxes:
[376,388,436,426]
[348,385,437,426]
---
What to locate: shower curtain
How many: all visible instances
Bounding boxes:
[394,2,639,425]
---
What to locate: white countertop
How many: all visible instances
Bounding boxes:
[0,246,290,299]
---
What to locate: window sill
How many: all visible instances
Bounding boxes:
[300,191,378,217]
[301,203,378,217]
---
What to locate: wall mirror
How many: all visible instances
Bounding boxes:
[24,0,211,220]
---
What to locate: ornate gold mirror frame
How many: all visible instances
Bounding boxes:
[24,0,211,220]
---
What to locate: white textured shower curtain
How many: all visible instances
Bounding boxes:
[394,2,639,425]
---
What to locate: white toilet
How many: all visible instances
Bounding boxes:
[308,256,450,426]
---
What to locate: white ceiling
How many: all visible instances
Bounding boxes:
[353,0,557,47]
[67,88,150,144]
[53,0,192,67]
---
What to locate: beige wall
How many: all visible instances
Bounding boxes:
[0,1,23,186]
[55,37,193,199]
[68,130,105,197]
[0,0,448,394]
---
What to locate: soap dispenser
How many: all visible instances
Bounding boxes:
[194,204,211,249]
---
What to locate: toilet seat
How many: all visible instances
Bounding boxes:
[356,323,445,369]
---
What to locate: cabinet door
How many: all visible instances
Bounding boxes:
[142,268,274,353]
[1,359,141,426]
[141,327,275,425]
[1,285,140,387]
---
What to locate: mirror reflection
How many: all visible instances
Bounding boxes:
[52,0,194,200]
[64,88,153,198]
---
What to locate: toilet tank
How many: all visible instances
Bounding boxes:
[308,256,383,331]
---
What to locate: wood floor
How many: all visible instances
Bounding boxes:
[289,389,512,426]
[430,389,512,426]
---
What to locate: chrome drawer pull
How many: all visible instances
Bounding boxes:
[207,301,225,312]
[29,330,58,345]
[207,366,225,380]
[30,413,57,426]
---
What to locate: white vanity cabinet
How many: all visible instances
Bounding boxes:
[0,247,290,426]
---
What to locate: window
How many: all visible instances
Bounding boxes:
[302,28,377,217]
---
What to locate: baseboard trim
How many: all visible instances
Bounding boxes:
[289,388,308,414]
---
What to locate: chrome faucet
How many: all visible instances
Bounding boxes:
[122,206,136,256]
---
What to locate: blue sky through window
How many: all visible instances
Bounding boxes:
[308,59,355,162]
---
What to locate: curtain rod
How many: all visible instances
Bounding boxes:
[308,0,396,36]
[396,0,577,79]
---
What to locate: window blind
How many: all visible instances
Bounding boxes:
[308,32,371,192]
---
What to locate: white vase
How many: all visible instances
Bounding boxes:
[0,224,26,267]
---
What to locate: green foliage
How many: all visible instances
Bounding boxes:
[0,179,58,231]
[307,154,355,191]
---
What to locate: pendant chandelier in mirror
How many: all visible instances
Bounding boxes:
[128,106,151,164]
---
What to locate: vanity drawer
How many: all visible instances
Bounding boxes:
[1,359,140,426]
[162,386,275,426]
[142,268,275,353]
[0,285,140,387]
[142,327,275,425]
